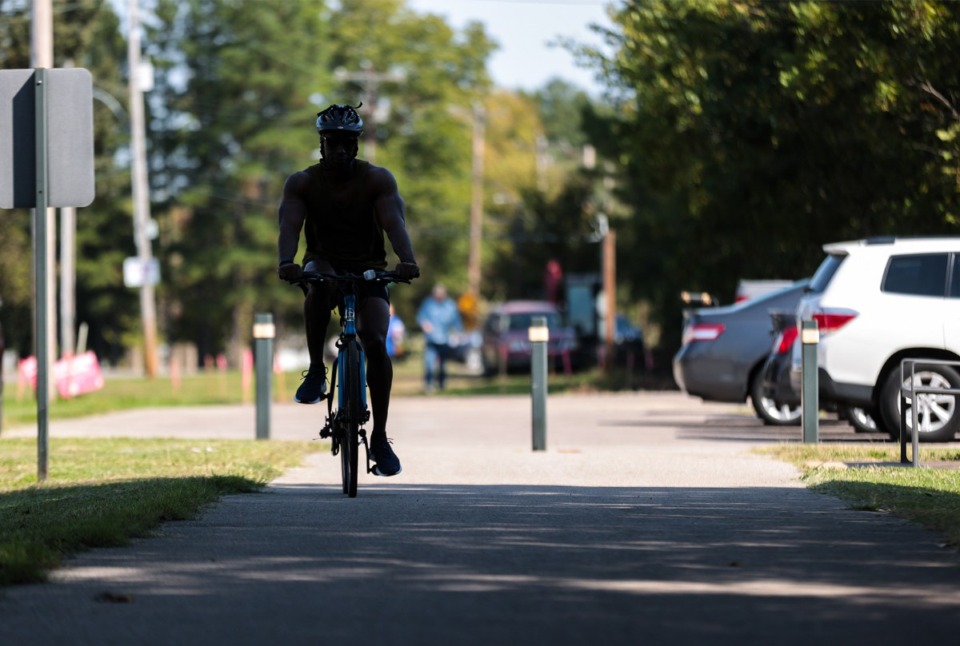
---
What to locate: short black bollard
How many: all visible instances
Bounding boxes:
[801,319,819,444]
[253,313,275,440]
[529,316,548,451]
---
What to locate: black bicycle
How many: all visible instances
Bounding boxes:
[293,269,412,497]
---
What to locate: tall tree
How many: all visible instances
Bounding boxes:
[577,0,960,352]
[0,0,136,361]
[142,0,502,356]
[325,0,496,306]
[147,0,330,364]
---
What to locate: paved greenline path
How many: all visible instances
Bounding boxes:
[3,393,959,645]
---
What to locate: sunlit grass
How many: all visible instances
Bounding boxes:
[1,359,661,430]
[2,371,250,429]
[761,445,960,547]
[0,437,320,586]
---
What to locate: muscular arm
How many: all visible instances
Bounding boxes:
[370,167,417,265]
[277,171,309,264]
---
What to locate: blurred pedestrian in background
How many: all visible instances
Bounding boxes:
[386,304,406,360]
[416,284,462,392]
[544,259,564,305]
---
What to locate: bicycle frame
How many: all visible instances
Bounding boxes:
[325,285,372,497]
[336,291,368,419]
[290,269,412,496]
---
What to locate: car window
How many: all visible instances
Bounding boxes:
[724,279,807,312]
[807,254,845,294]
[506,312,562,331]
[882,253,948,297]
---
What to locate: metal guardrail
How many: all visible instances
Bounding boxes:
[899,358,960,467]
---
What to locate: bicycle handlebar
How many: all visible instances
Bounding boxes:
[291,269,414,286]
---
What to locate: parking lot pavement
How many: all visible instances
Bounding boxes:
[2,392,960,645]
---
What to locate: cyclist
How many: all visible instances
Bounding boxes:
[277,103,419,476]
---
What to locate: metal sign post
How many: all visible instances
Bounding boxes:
[1,67,95,480]
[34,69,50,479]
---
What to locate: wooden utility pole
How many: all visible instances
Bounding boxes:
[602,229,616,371]
[60,60,76,359]
[127,0,159,377]
[60,205,75,356]
[334,61,405,164]
[468,102,486,297]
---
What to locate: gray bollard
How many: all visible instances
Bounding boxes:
[801,318,819,444]
[529,316,548,451]
[253,313,275,440]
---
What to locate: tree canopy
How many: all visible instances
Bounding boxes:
[577,0,960,349]
[0,0,136,360]
[2,0,958,371]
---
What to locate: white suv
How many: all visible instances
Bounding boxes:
[790,237,960,441]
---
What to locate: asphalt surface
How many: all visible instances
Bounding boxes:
[2,392,960,645]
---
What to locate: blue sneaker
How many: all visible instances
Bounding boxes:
[295,366,328,404]
[371,436,402,476]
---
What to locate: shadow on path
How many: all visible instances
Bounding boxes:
[4,483,957,645]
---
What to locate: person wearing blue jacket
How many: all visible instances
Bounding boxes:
[416,284,462,392]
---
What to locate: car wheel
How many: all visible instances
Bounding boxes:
[750,372,801,426]
[839,405,878,433]
[879,365,960,442]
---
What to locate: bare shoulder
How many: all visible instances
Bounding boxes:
[366,164,400,194]
[283,169,311,195]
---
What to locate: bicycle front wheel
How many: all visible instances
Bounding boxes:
[340,341,362,497]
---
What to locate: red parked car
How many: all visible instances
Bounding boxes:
[480,301,579,375]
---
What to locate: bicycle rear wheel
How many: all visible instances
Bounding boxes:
[340,341,362,497]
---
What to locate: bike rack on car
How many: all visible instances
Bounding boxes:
[899,358,960,467]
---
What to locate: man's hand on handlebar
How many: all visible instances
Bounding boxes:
[395,261,420,280]
[278,262,302,282]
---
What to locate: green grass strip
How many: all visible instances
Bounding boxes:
[760,445,960,548]
[0,437,320,586]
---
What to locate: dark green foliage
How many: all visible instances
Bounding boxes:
[487,174,602,301]
[578,0,960,351]
[146,0,497,354]
[0,0,497,363]
[6,0,956,368]
[0,0,136,360]
[145,0,330,362]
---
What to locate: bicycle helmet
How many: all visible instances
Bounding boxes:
[316,103,364,136]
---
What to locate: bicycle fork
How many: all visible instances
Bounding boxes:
[320,299,375,472]
[348,349,376,475]
[318,350,369,453]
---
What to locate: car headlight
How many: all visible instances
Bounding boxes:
[508,339,530,352]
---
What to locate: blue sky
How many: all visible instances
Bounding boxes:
[406,0,615,95]
[112,0,616,96]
